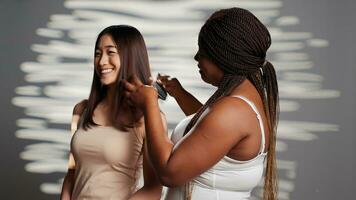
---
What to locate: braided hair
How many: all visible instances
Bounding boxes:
[183,8,279,200]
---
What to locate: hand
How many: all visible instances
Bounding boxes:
[157,73,185,98]
[123,75,158,109]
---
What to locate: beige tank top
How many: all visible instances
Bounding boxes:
[70,114,145,200]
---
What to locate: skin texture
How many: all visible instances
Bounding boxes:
[60,34,162,200]
[123,55,270,187]
[157,74,202,116]
[196,57,224,87]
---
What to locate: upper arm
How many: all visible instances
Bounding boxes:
[163,98,250,186]
[68,99,88,169]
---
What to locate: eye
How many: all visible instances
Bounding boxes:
[108,50,117,55]
[94,51,101,57]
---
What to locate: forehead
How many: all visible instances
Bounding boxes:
[96,34,117,49]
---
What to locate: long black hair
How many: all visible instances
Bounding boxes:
[82,25,152,131]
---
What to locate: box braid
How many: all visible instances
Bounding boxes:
[183,8,279,200]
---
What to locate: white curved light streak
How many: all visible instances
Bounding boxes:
[13,0,340,198]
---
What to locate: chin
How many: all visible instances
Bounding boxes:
[100,79,116,86]
[202,77,217,87]
[201,77,211,85]
[200,74,208,82]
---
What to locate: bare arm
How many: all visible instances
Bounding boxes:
[129,114,166,200]
[158,75,202,116]
[60,100,87,200]
[173,87,203,116]
[124,78,249,187]
[143,97,250,186]
[60,169,75,200]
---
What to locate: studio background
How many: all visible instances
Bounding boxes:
[1,0,355,199]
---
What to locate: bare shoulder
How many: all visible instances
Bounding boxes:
[210,96,254,118]
[70,99,87,134]
[203,96,257,131]
[73,99,88,115]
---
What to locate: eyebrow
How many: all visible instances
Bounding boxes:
[104,45,117,48]
[95,45,118,50]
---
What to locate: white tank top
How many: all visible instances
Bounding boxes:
[165,95,267,200]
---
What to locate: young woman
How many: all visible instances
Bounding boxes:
[124,8,279,200]
[60,25,162,200]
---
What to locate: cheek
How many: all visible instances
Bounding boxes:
[111,56,121,69]
[111,57,121,77]
[115,59,121,70]
[114,67,120,78]
[204,68,213,77]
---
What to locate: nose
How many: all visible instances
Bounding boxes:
[194,52,200,61]
[98,53,109,67]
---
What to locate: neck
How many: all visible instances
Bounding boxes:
[103,84,116,108]
[217,73,231,89]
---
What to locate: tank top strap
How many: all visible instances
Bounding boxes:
[230,95,266,154]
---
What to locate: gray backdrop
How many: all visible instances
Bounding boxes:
[1,0,355,199]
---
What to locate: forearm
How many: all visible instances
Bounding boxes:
[60,169,75,200]
[174,89,202,116]
[143,100,174,177]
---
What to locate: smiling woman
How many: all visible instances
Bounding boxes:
[60,25,163,200]
[94,35,121,85]
[82,25,153,130]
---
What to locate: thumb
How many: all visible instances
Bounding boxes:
[148,76,154,86]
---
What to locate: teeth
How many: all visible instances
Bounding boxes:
[101,68,113,74]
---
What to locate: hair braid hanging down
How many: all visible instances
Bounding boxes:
[183,7,279,200]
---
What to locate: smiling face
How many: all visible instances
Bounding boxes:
[94,34,121,86]
[194,49,224,86]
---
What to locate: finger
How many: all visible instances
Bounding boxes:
[164,83,173,89]
[160,77,170,85]
[156,79,163,84]
[155,80,166,89]
[124,91,131,98]
[148,76,154,85]
[127,75,135,84]
[158,74,170,82]
[131,75,143,87]
[157,73,169,78]
[122,80,136,92]
[166,78,179,86]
